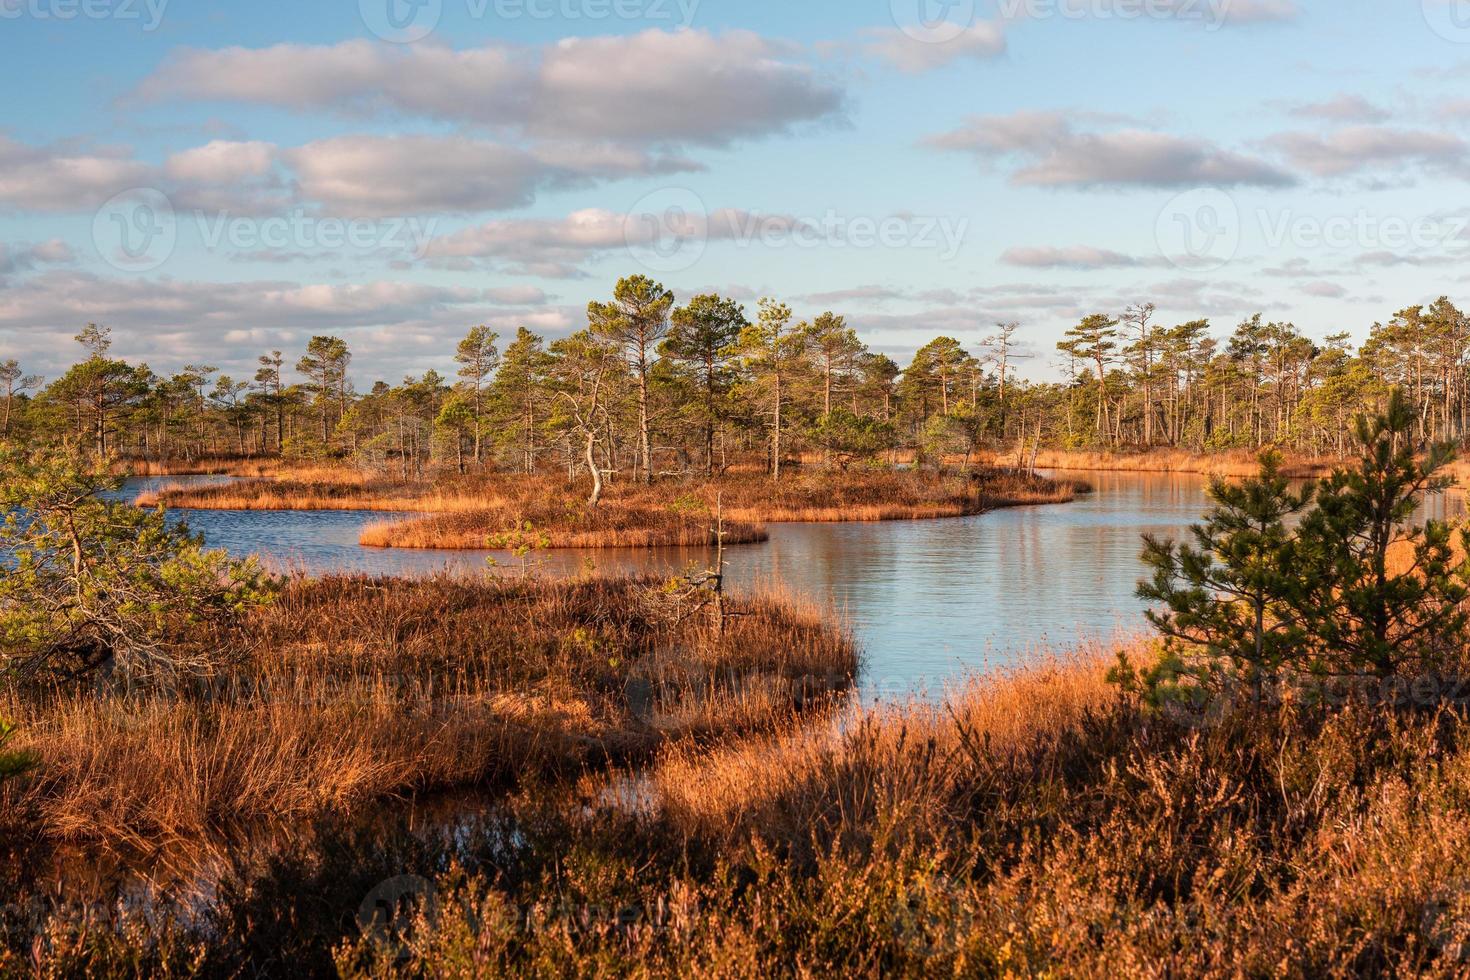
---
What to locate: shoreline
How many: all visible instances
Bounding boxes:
[132,469,1089,552]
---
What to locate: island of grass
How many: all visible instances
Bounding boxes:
[137,466,1088,551]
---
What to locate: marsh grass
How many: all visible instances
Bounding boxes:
[1029,448,1338,478]
[20,645,1470,976]
[119,458,357,480]
[0,574,856,859]
[357,468,1082,551]
[326,647,1470,977]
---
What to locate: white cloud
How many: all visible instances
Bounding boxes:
[1212,0,1300,24]
[0,136,156,211]
[285,136,552,216]
[164,140,278,182]
[795,285,912,305]
[928,111,1296,188]
[1000,245,1145,269]
[0,270,572,380]
[1286,95,1390,124]
[864,23,1006,73]
[1266,126,1467,178]
[1301,280,1347,298]
[0,239,75,278]
[421,206,805,276]
[134,31,845,148]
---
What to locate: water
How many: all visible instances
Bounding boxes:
[116,472,1468,700]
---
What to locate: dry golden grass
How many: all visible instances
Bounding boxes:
[649,644,1123,847]
[0,574,855,855]
[134,473,494,513]
[360,494,768,550]
[118,457,360,480]
[1029,447,1337,478]
[331,641,1470,977]
[359,468,1081,550]
[17,634,1470,976]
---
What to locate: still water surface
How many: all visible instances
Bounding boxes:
[118,473,1467,701]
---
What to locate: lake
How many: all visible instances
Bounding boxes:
[118,472,1469,702]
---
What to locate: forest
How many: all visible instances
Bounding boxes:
[6,277,1467,477]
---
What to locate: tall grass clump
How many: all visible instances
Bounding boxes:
[1,573,856,855]
[359,468,1080,551]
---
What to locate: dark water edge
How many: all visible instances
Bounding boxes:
[15,471,1464,921]
[114,472,1468,702]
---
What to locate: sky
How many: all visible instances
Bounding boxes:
[2,0,1470,387]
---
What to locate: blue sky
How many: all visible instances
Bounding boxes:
[3,0,1470,385]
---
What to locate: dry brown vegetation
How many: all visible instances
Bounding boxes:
[1029,447,1340,478]
[361,497,769,550]
[23,644,1470,976]
[141,467,1084,551]
[320,647,1470,977]
[117,457,355,479]
[361,469,1082,550]
[0,574,855,858]
[134,472,485,513]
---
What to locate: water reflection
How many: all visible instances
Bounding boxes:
[118,472,1467,701]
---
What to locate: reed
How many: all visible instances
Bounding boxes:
[358,468,1081,551]
[134,474,493,513]
[15,640,1470,976]
[1028,447,1337,478]
[117,457,359,480]
[0,574,856,856]
[327,643,1470,977]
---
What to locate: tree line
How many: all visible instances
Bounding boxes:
[4,278,1467,476]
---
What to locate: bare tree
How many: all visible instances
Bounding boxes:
[0,360,42,437]
[551,331,622,507]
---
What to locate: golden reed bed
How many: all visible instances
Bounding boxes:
[137,469,1085,551]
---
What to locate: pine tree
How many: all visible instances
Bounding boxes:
[1136,451,1315,700]
[0,718,35,783]
[455,326,500,466]
[665,294,747,476]
[736,299,801,480]
[296,336,351,444]
[1293,389,1470,678]
[491,328,553,475]
[588,276,674,484]
[1057,314,1120,444]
